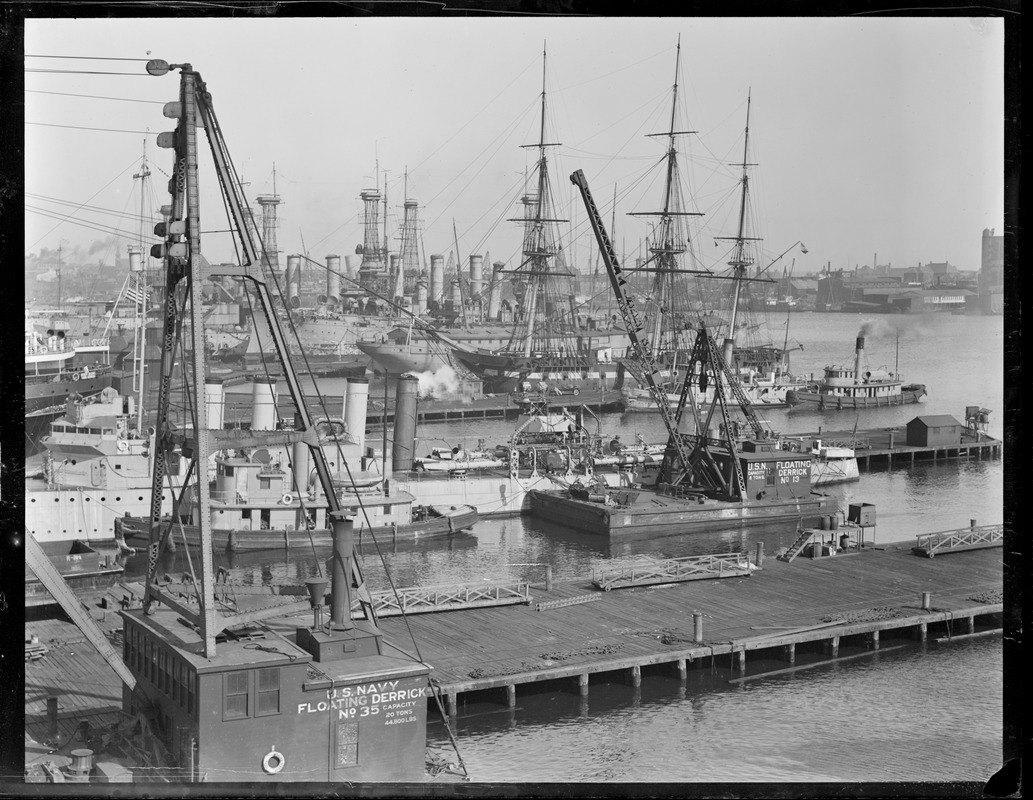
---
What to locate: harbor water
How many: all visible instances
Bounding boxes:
[121,312,1006,783]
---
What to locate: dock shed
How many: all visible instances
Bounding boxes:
[905,414,963,447]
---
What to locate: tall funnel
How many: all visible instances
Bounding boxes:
[205,377,225,431]
[722,338,735,371]
[415,277,428,316]
[429,254,444,305]
[326,254,341,305]
[344,255,358,280]
[392,375,420,472]
[344,377,369,453]
[854,336,865,384]
[469,254,484,300]
[329,515,355,630]
[251,377,277,431]
[292,413,310,503]
[487,261,505,320]
[286,254,301,307]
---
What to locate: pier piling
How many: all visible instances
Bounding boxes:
[676,659,687,680]
[784,643,796,665]
[630,665,641,687]
[578,673,589,696]
[755,542,764,568]
[506,684,516,707]
[922,591,932,610]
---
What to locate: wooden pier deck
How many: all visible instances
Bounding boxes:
[276,544,1002,714]
[792,425,1002,468]
[25,546,1002,741]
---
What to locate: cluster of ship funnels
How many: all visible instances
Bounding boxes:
[269,249,509,322]
[201,373,426,476]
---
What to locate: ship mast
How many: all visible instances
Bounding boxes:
[132,140,151,430]
[626,37,707,366]
[505,44,570,361]
[714,92,762,366]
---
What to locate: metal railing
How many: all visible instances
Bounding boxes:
[592,552,751,591]
[914,524,1003,556]
[358,581,533,616]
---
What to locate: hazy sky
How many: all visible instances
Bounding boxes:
[24,16,1004,276]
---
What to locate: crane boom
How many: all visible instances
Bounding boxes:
[569,169,696,481]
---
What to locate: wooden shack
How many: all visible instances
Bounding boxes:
[905,415,963,447]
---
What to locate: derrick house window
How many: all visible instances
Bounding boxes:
[256,668,280,716]
[224,670,249,719]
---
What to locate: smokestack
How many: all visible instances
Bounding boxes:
[344,377,368,453]
[451,279,463,312]
[129,247,143,273]
[392,374,419,472]
[415,277,428,316]
[469,254,484,300]
[292,412,310,509]
[429,255,444,304]
[286,254,301,307]
[205,377,225,431]
[722,338,735,370]
[854,336,865,384]
[251,377,277,431]
[329,514,355,630]
[488,261,505,320]
[344,255,358,280]
[326,254,341,305]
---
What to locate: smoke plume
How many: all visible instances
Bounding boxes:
[412,365,471,403]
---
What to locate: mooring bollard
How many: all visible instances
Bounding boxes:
[970,519,977,530]
[754,542,764,567]
[921,591,931,610]
[693,611,703,643]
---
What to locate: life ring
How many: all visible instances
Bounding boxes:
[281,493,294,505]
[71,373,80,381]
[262,748,285,775]
[117,440,129,453]
[40,345,48,353]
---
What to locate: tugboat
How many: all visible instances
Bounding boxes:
[785,334,927,410]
